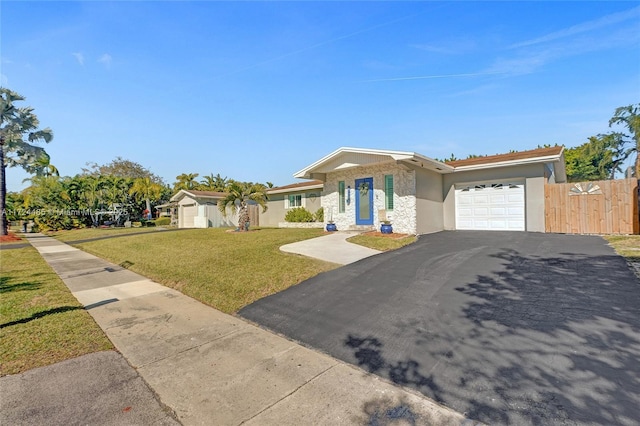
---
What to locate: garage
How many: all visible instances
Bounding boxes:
[455,182,525,231]
[180,204,197,228]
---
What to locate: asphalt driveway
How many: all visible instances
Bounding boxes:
[239,231,640,425]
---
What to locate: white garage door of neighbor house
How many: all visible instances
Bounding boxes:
[181,205,197,228]
[455,182,525,231]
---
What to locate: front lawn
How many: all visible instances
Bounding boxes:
[0,247,113,376]
[48,226,168,242]
[69,228,338,313]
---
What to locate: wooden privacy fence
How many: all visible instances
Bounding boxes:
[248,204,260,227]
[545,178,639,235]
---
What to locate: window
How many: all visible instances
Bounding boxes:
[286,194,302,208]
[338,181,345,213]
[384,175,394,210]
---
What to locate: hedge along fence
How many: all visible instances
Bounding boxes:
[545,178,638,235]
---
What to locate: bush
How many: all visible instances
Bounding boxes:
[313,207,324,223]
[285,207,314,222]
[154,217,171,226]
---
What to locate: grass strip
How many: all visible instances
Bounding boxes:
[347,233,417,251]
[1,247,113,376]
[604,235,640,262]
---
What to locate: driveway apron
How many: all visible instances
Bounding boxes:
[240,231,640,425]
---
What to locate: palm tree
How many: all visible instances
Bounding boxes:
[173,173,200,192]
[218,182,268,231]
[609,104,640,176]
[130,177,164,217]
[0,88,53,235]
[67,176,106,226]
[200,173,229,191]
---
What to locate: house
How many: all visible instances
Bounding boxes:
[170,190,237,228]
[260,181,325,228]
[262,146,566,234]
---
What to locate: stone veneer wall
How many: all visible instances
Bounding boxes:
[322,163,417,234]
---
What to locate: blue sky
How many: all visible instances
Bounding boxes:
[2,1,639,191]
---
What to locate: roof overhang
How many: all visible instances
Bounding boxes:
[451,149,565,172]
[293,147,453,179]
[268,182,324,195]
[169,190,226,203]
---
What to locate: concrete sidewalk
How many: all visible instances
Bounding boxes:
[10,233,476,425]
[280,231,381,265]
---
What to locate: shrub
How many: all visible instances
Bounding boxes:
[154,217,171,226]
[313,207,324,223]
[285,207,314,223]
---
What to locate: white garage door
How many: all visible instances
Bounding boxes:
[455,182,525,231]
[180,204,197,228]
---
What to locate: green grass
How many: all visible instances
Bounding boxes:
[70,228,339,314]
[347,233,417,251]
[48,226,168,242]
[0,247,113,376]
[604,235,640,261]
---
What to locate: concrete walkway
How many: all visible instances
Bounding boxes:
[280,231,381,265]
[7,233,477,426]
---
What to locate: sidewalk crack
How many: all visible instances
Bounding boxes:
[238,363,337,425]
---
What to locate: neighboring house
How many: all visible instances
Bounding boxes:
[260,180,324,228]
[170,190,237,228]
[283,146,566,234]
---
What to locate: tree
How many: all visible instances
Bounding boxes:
[609,104,640,176]
[217,182,268,231]
[565,134,627,182]
[83,157,163,183]
[173,173,200,192]
[0,88,53,235]
[130,177,164,217]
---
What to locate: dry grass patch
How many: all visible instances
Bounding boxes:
[604,235,640,261]
[73,228,338,313]
[0,247,112,376]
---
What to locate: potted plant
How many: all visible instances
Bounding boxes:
[380,220,393,234]
[326,208,337,232]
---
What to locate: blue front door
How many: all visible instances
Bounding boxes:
[355,177,374,225]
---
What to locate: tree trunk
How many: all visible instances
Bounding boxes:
[238,202,250,231]
[146,198,151,218]
[0,144,8,236]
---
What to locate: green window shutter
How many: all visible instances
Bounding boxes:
[384,175,394,210]
[338,181,345,213]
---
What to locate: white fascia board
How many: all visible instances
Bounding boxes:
[293,146,452,178]
[169,190,187,203]
[452,154,563,172]
[268,183,324,195]
[170,190,224,202]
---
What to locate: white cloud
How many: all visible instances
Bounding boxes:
[98,53,112,67]
[72,52,84,66]
[510,5,640,49]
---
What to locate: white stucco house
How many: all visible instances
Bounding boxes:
[260,146,566,234]
[170,190,237,228]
